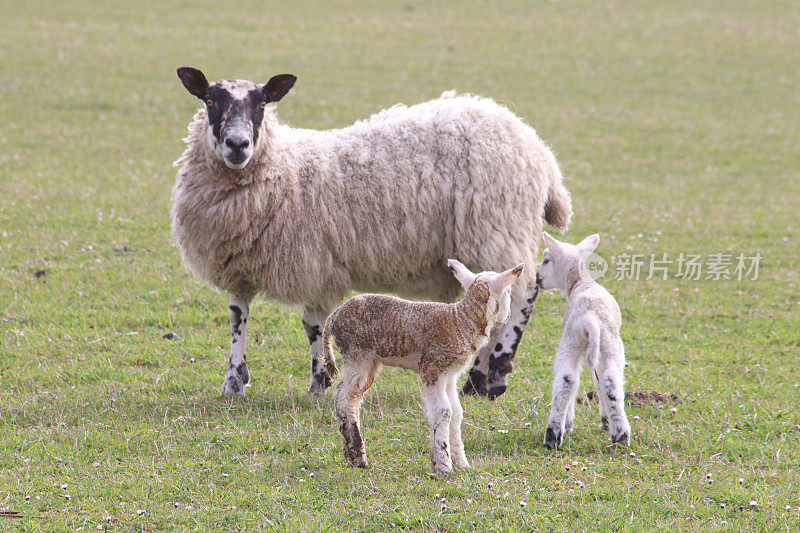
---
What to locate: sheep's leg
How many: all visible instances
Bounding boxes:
[597,340,630,445]
[302,306,333,394]
[221,294,252,396]
[333,351,380,468]
[544,337,582,450]
[446,373,469,470]
[468,285,538,399]
[422,378,454,473]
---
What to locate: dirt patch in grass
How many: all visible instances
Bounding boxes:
[578,390,684,407]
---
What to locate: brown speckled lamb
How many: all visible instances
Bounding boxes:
[322,260,529,473]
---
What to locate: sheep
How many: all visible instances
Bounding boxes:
[171,67,572,397]
[322,260,526,472]
[535,232,631,449]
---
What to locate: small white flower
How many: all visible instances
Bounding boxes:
[519,500,527,507]
[749,500,758,507]
[738,477,744,484]
[137,509,146,516]
[61,483,68,490]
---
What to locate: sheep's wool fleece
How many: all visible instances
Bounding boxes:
[172,92,571,308]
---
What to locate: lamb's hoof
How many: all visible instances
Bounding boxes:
[600,416,609,431]
[221,374,246,396]
[452,456,470,470]
[308,371,332,395]
[344,451,368,469]
[564,419,574,434]
[611,431,630,446]
[431,462,454,474]
[543,426,563,450]
[461,369,488,396]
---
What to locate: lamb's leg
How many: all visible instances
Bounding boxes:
[303,306,333,394]
[483,285,539,399]
[597,341,631,445]
[544,338,581,450]
[446,373,469,470]
[221,294,252,396]
[422,378,454,473]
[333,351,380,468]
[591,366,610,430]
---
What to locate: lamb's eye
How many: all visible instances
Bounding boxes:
[205,99,213,107]
[542,258,550,265]
[495,302,500,312]
[259,101,267,109]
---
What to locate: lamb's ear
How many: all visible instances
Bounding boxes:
[177,67,210,100]
[489,264,524,293]
[577,234,600,254]
[542,231,563,256]
[263,74,297,102]
[447,259,477,290]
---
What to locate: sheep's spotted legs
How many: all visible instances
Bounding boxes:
[463,286,539,398]
[221,294,251,395]
[303,306,333,394]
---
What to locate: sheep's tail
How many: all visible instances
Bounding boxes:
[320,315,339,380]
[544,177,572,233]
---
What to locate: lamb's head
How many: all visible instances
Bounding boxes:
[177,67,296,170]
[537,232,600,292]
[447,259,524,327]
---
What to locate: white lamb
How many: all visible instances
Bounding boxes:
[536,232,631,449]
[171,67,571,398]
[321,260,525,472]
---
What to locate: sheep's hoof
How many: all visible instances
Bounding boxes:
[600,416,609,431]
[452,455,470,470]
[220,374,246,396]
[461,369,488,396]
[486,369,510,400]
[346,455,369,469]
[543,426,563,451]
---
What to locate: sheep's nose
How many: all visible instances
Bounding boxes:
[225,137,250,151]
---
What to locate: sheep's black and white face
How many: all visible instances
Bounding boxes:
[177,67,296,170]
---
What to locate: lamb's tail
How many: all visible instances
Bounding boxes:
[544,179,572,233]
[320,315,340,380]
[586,320,601,368]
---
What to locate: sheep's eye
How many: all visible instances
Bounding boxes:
[542,258,550,265]
[205,99,213,107]
[495,302,500,312]
[259,101,267,109]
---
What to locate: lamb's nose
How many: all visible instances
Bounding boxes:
[225,137,250,151]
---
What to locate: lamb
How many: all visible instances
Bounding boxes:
[322,260,526,472]
[171,67,572,398]
[535,232,631,449]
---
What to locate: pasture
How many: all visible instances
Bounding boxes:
[1,0,799,530]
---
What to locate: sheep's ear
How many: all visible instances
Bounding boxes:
[489,264,524,293]
[263,74,297,102]
[177,67,210,100]
[577,234,600,254]
[447,259,477,290]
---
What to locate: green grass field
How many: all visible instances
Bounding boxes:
[1,0,799,530]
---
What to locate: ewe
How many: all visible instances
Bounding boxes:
[536,233,631,449]
[171,67,571,397]
[322,260,526,472]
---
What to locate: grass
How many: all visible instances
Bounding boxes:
[1,0,799,530]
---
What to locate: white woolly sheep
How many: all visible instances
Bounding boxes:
[322,260,526,472]
[536,233,631,449]
[171,67,572,397]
